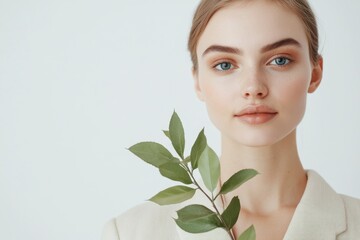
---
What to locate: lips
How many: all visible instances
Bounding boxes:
[235,105,278,124]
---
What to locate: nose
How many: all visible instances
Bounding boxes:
[241,68,268,99]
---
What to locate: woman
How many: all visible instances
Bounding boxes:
[102,0,360,239]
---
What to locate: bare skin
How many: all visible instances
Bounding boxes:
[193,1,323,239]
[220,130,307,240]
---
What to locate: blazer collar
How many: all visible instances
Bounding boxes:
[283,170,347,240]
[175,170,347,240]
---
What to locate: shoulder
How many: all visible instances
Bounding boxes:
[338,194,360,238]
[101,188,214,240]
[340,194,360,212]
[116,201,179,231]
[308,170,360,237]
[101,202,181,240]
[303,170,360,238]
[101,218,119,240]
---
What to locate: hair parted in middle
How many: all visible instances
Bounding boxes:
[188,0,319,72]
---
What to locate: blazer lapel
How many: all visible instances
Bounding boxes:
[283,170,347,240]
[175,170,347,240]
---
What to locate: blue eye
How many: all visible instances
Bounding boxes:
[270,57,291,66]
[214,62,233,71]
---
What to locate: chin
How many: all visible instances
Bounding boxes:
[225,128,296,148]
[237,137,281,148]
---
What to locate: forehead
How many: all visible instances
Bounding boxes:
[197,0,309,55]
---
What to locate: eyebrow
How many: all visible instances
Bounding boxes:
[202,45,242,57]
[201,38,302,57]
[261,38,301,53]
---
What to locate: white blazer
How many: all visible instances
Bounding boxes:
[101,170,360,240]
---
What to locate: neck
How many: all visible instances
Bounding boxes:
[220,129,307,214]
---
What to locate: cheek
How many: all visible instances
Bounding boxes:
[202,82,228,118]
[275,71,311,120]
[199,71,227,107]
[198,74,234,126]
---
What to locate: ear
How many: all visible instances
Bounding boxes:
[192,68,205,101]
[308,56,323,93]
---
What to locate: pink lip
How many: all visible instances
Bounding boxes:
[235,105,278,124]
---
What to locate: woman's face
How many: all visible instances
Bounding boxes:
[194,0,322,147]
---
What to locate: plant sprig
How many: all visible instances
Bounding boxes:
[128,111,258,240]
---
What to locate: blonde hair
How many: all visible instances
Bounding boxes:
[188,0,319,71]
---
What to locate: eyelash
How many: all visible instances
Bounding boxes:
[268,56,293,67]
[212,56,293,72]
[212,61,236,72]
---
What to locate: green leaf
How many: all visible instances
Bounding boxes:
[238,225,256,240]
[221,196,240,230]
[169,111,185,159]
[220,169,258,195]
[149,185,196,205]
[198,145,220,192]
[190,128,207,170]
[159,162,192,184]
[175,204,223,233]
[128,142,178,168]
[163,130,170,139]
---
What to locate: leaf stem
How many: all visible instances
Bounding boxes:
[181,162,235,240]
[214,192,221,200]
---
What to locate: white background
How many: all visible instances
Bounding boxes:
[1,0,359,239]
